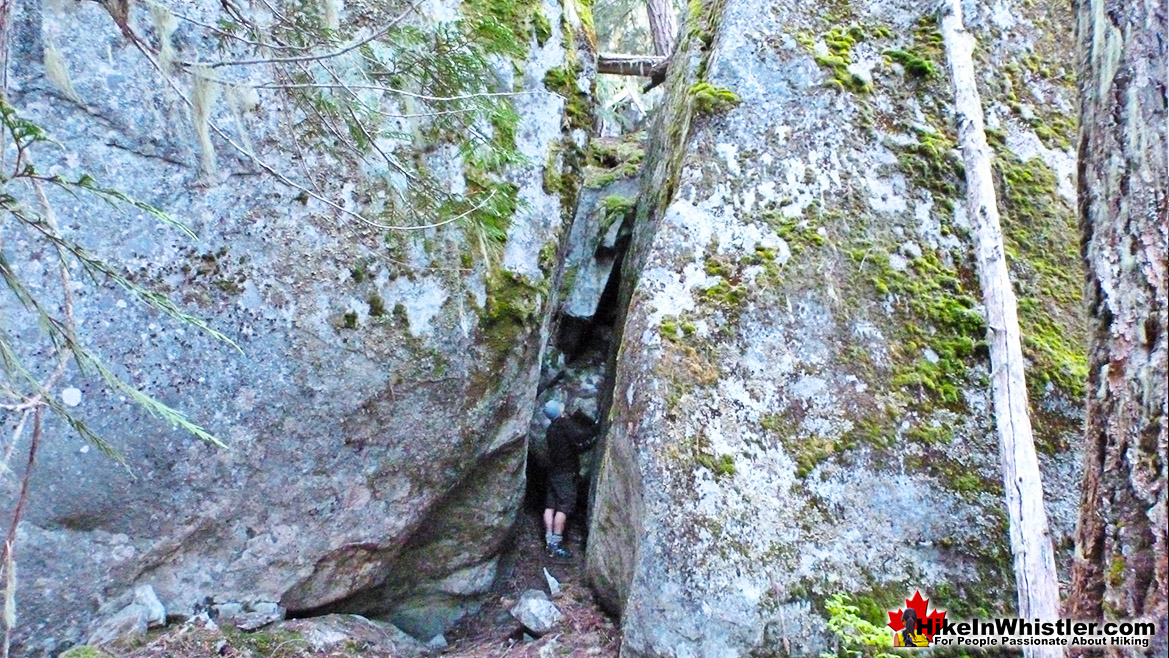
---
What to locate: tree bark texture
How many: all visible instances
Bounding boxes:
[645,0,678,56]
[940,5,1063,657]
[1068,0,1168,656]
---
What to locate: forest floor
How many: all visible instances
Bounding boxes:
[441,511,620,658]
[80,511,619,658]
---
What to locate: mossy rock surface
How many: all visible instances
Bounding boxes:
[9,0,586,651]
[59,649,110,658]
[587,0,1084,656]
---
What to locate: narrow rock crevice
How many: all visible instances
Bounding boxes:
[525,178,639,529]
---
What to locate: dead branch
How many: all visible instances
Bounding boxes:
[939,3,1062,656]
[597,53,667,77]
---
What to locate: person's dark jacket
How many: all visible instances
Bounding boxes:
[546,412,598,477]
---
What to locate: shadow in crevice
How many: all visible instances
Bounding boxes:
[525,185,636,543]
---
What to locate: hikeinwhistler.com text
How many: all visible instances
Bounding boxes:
[917,618,1156,648]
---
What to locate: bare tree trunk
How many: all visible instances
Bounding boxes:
[939,4,1062,656]
[1067,0,1168,655]
[645,0,678,56]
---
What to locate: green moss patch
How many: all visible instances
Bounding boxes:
[460,168,520,248]
[764,210,829,255]
[800,24,875,93]
[854,247,987,407]
[759,413,851,479]
[699,277,746,308]
[584,134,644,187]
[542,17,597,230]
[59,649,110,658]
[481,268,545,359]
[697,452,736,479]
[463,0,545,59]
[367,293,386,318]
[600,195,636,232]
[544,64,593,131]
[689,82,741,115]
[885,15,944,81]
[533,10,552,46]
[543,138,586,226]
[994,150,1086,419]
[885,48,937,78]
[688,0,729,53]
[784,433,839,479]
[896,125,964,206]
[573,0,597,50]
[1001,61,1077,151]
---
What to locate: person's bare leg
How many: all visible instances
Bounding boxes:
[553,511,567,535]
[543,508,555,548]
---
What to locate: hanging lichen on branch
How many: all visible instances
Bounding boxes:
[94,0,547,254]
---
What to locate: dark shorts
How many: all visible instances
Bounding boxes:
[545,473,577,516]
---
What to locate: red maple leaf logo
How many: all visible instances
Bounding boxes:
[887,590,947,641]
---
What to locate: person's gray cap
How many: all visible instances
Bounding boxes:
[543,399,564,419]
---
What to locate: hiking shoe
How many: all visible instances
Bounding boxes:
[549,545,573,559]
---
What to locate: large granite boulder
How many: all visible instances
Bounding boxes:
[0,0,591,654]
[587,0,1085,655]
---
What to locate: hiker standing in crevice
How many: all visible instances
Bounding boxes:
[541,399,599,559]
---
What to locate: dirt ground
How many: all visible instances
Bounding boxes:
[441,511,620,658]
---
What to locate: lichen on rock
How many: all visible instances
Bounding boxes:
[586,1,1086,656]
[2,0,588,654]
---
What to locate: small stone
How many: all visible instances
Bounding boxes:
[276,614,425,655]
[425,634,448,650]
[538,639,560,658]
[509,589,562,636]
[212,600,284,630]
[132,585,166,628]
[87,608,146,646]
[775,238,792,265]
[233,602,285,631]
[542,567,561,598]
[846,62,872,85]
[86,584,166,646]
[186,611,218,632]
[61,387,82,407]
[211,602,243,620]
[302,626,350,653]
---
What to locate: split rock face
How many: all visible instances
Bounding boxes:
[587,0,1086,655]
[2,0,584,653]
